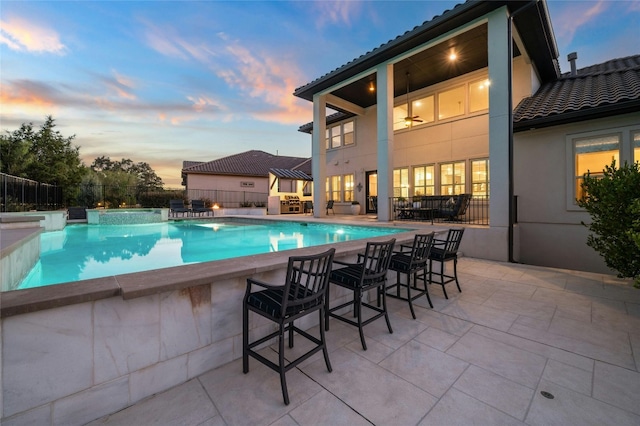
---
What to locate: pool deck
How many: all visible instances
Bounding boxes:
[87,255,640,425]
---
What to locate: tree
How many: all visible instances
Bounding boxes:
[1,116,85,205]
[90,156,163,193]
[577,160,640,287]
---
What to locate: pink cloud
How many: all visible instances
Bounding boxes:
[312,1,361,28]
[552,0,609,44]
[0,16,66,54]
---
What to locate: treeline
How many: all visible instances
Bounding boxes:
[0,115,170,207]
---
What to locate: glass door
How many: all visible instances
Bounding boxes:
[366,171,378,214]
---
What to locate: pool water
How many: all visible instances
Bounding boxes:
[19,219,408,289]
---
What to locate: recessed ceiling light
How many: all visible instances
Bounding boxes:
[449,52,457,61]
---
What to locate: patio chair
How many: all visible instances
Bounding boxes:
[191,199,211,216]
[169,199,190,217]
[326,200,334,215]
[386,232,436,318]
[303,200,314,214]
[428,228,465,299]
[325,238,396,350]
[243,248,335,405]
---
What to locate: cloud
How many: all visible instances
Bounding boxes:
[0,16,66,54]
[311,0,362,28]
[552,0,609,44]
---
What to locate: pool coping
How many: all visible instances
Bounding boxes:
[1,217,423,318]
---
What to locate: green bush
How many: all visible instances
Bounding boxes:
[578,161,640,287]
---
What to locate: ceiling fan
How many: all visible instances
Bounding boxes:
[403,72,422,125]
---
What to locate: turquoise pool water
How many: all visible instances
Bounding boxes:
[19,219,408,289]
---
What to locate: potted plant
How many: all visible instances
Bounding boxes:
[350,200,361,215]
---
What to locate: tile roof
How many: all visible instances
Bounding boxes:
[269,168,312,181]
[514,55,640,130]
[182,150,311,177]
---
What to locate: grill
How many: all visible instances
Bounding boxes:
[280,195,301,214]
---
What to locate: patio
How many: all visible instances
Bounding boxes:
[88,256,640,425]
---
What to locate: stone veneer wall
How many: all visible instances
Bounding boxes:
[0,253,356,425]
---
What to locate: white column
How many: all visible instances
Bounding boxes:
[376,64,394,221]
[488,7,511,259]
[312,94,327,217]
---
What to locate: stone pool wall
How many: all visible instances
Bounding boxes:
[86,208,169,225]
[0,239,393,425]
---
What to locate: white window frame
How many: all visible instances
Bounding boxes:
[326,119,355,150]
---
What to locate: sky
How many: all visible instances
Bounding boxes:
[1,1,639,187]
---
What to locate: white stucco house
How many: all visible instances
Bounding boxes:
[292,0,640,274]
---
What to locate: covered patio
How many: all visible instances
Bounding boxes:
[90,256,640,425]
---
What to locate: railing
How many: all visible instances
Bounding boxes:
[390,195,489,226]
[186,189,267,208]
[1,173,63,212]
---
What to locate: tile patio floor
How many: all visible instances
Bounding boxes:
[89,257,640,426]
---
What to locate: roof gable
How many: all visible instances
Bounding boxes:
[182,150,310,178]
[514,55,640,130]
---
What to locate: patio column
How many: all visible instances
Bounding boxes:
[376,63,394,222]
[487,7,511,261]
[312,93,327,217]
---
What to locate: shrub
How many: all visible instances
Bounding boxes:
[239,201,253,207]
[577,160,640,287]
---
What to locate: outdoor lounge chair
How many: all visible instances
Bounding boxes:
[428,228,465,299]
[326,238,395,350]
[437,194,472,221]
[326,200,334,215]
[386,232,436,318]
[243,248,335,405]
[169,199,190,217]
[191,199,211,216]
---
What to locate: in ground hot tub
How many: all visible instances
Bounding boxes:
[86,208,169,225]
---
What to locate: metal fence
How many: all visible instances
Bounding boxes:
[186,189,267,208]
[390,195,490,225]
[1,173,63,212]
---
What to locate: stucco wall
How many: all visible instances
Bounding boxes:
[187,173,268,193]
[513,112,640,273]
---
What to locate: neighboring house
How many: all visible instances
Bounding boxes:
[292,0,640,274]
[181,150,312,207]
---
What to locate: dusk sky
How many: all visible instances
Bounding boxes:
[2,1,639,187]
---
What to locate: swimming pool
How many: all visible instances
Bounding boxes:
[19,219,409,289]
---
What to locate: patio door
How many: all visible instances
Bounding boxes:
[366,171,378,214]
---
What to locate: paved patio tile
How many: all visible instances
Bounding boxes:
[87,379,219,426]
[419,388,525,426]
[439,299,519,332]
[363,310,429,349]
[453,365,534,420]
[303,347,437,425]
[379,340,468,397]
[412,306,474,336]
[446,331,547,388]
[287,389,370,425]
[542,359,593,396]
[548,314,632,354]
[593,361,640,415]
[198,355,322,425]
[414,325,461,351]
[526,379,640,426]
[482,291,556,322]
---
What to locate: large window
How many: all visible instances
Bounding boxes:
[634,131,640,163]
[440,161,465,195]
[393,168,409,198]
[471,159,489,197]
[344,174,354,202]
[413,165,435,196]
[574,134,620,200]
[438,85,465,120]
[326,120,355,149]
[326,176,342,202]
[393,104,408,131]
[411,95,435,127]
[469,79,490,113]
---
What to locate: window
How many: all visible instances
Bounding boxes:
[634,131,640,163]
[440,161,465,195]
[574,134,620,200]
[343,174,354,202]
[413,165,435,196]
[393,168,409,198]
[469,79,490,112]
[393,104,408,131]
[343,121,354,146]
[330,175,342,202]
[411,95,434,126]
[471,159,489,197]
[438,85,465,120]
[326,120,355,149]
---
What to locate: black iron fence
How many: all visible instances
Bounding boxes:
[185,189,267,208]
[1,173,63,212]
[390,194,489,225]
